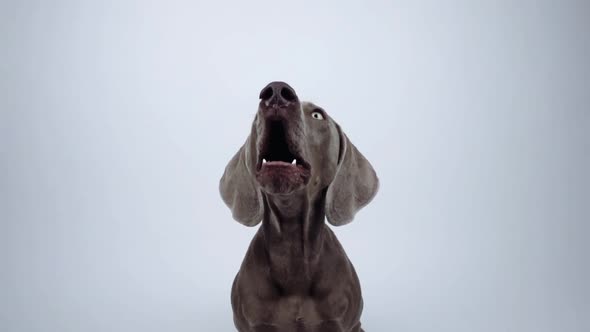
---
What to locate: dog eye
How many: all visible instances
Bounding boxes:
[311,111,324,120]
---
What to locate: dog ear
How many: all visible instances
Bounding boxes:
[326,124,379,226]
[219,126,263,227]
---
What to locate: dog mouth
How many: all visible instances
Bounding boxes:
[255,119,311,192]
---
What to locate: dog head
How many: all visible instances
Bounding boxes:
[220,81,379,226]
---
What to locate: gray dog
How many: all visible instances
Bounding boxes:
[220,82,379,332]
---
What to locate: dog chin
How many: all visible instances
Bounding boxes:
[256,164,310,195]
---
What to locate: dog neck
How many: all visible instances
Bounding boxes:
[260,190,327,287]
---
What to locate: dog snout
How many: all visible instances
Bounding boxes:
[259,81,298,106]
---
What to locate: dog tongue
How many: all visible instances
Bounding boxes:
[264,161,295,166]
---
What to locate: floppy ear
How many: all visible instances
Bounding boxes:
[326,125,379,226]
[219,129,263,227]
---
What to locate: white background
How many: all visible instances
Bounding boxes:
[2,1,589,331]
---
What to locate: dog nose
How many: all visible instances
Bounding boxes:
[259,81,298,105]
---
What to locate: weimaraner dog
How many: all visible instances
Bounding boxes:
[220,82,379,332]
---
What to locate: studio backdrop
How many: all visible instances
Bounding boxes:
[1,1,588,331]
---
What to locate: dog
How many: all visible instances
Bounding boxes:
[220,81,379,331]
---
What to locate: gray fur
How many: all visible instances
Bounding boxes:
[220,82,378,332]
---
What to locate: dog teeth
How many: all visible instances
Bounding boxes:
[262,158,297,165]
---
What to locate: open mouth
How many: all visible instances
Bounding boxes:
[255,119,311,191]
